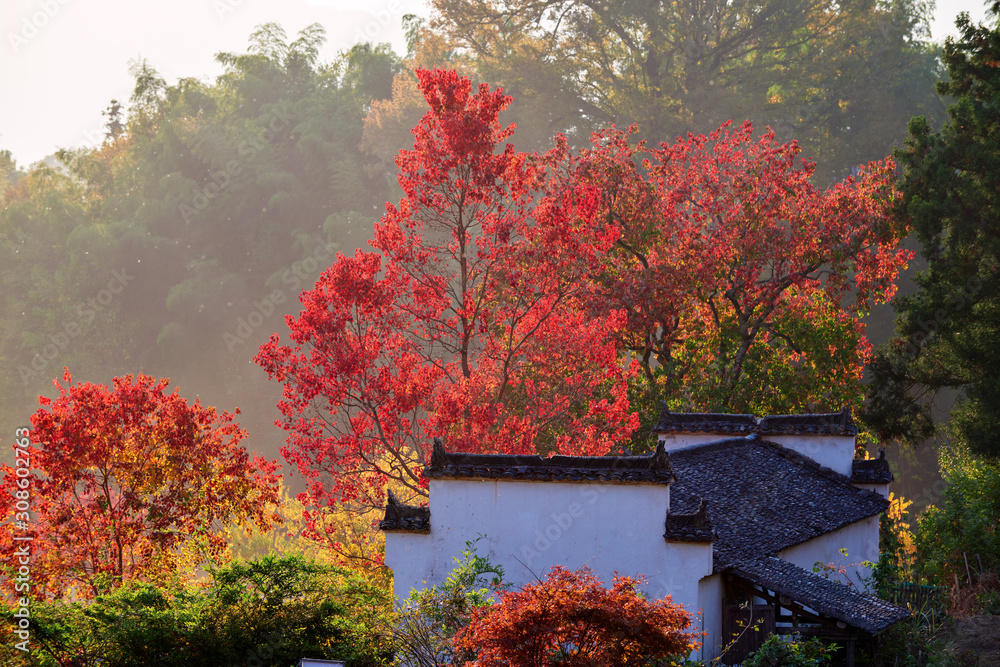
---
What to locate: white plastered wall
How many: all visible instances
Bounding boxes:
[657,433,742,451]
[384,478,712,622]
[765,434,856,478]
[696,573,724,662]
[777,515,881,592]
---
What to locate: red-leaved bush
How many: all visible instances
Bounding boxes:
[453,565,701,666]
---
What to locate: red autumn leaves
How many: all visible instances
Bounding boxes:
[0,371,279,599]
[2,67,907,599]
[255,68,908,530]
[453,566,700,665]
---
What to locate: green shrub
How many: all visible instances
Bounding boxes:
[0,555,394,667]
[392,536,504,667]
[915,444,1000,591]
[743,634,836,667]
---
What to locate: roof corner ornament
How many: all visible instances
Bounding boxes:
[650,440,670,469]
[430,437,447,469]
[385,489,403,520]
[839,407,853,425]
[694,498,709,526]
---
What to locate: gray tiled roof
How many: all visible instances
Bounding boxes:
[378,490,430,533]
[758,410,858,436]
[653,410,758,435]
[852,451,894,484]
[730,556,911,633]
[667,433,908,632]
[663,498,715,543]
[382,427,907,633]
[667,435,889,569]
[422,439,677,485]
[653,407,858,437]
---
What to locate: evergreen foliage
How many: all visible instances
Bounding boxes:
[865,2,1000,458]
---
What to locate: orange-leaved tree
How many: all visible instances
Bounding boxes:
[0,370,280,600]
[453,565,701,666]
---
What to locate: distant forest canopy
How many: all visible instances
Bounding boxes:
[419,0,948,182]
[0,25,401,453]
[0,2,947,460]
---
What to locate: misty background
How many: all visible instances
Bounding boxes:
[1,0,995,505]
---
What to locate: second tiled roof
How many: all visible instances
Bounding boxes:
[653,408,858,437]
[667,435,889,569]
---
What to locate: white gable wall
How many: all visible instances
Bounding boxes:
[658,432,857,481]
[385,478,712,620]
[766,434,856,478]
[697,573,724,662]
[777,515,881,592]
[658,433,743,450]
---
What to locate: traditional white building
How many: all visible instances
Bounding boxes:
[381,410,908,665]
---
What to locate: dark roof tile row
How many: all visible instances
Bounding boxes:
[422,439,677,485]
[378,491,430,533]
[663,498,715,543]
[729,556,911,633]
[654,407,858,437]
[653,410,757,434]
[851,452,894,484]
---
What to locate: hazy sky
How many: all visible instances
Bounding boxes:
[1,0,994,167]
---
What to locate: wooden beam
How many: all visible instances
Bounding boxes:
[726,573,863,638]
[774,627,855,639]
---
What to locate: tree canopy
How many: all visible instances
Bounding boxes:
[259,70,910,541]
[0,371,280,600]
[557,121,908,431]
[0,555,394,667]
[864,2,1000,458]
[256,69,637,526]
[415,0,945,181]
[452,565,700,666]
[0,24,400,450]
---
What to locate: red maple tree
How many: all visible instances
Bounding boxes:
[257,70,911,555]
[557,121,909,416]
[256,69,637,540]
[452,566,701,666]
[0,371,280,600]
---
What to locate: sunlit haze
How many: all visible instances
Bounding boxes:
[1,0,992,166]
